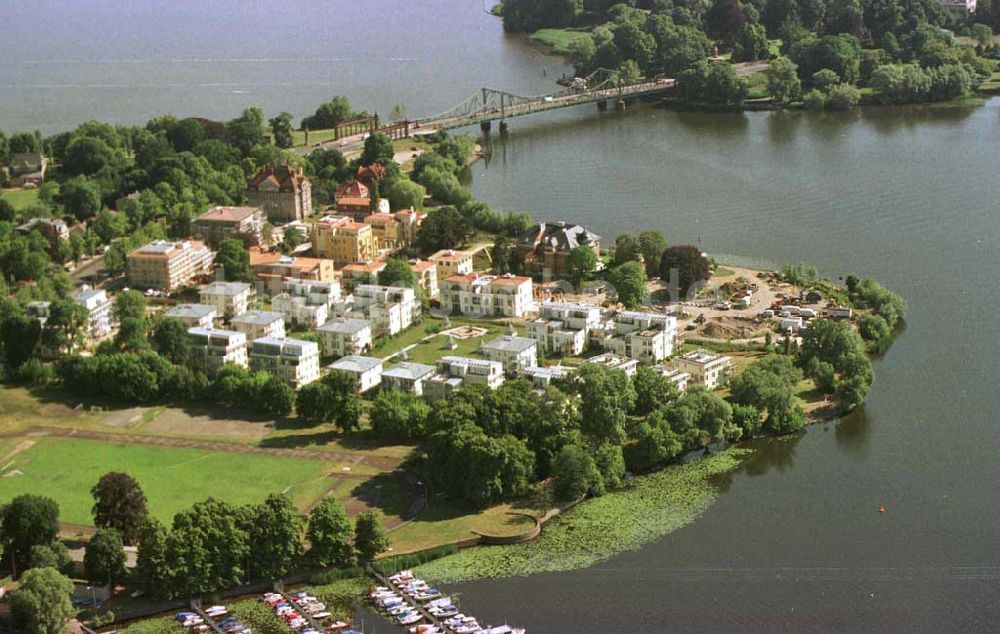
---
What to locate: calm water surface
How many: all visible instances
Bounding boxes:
[0,0,563,134]
[449,102,1000,632]
[6,3,1000,631]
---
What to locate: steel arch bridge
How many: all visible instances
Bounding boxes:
[414,67,674,131]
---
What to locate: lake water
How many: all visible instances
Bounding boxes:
[7,3,1000,631]
[0,0,563,134]
[454,100,1000,632]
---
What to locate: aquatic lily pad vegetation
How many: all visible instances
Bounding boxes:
[415,449,751,582]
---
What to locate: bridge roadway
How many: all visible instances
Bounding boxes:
[416,78,675,131]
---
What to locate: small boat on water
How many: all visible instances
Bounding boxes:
[398,611,424,626]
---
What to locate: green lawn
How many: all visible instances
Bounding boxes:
[375,316,525,366]
[291,128,339,147]
[0,437,337,525]
[529,28,592,55]
[745,71,770,99]
[1,188,39,211]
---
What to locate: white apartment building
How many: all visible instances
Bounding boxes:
[482,335,538,375]
[249,337,321,388]
[317,318,373,358]
[592,311,677,363]
[538,302,603,330]
[672,349,734,389]
[71,285,113,339]
[327,355,384,393]
[424,356,504,400]
[164,303,217,329]
[527,318,588,357]
[126,240,214,291]
[284,279,341,307]
[651,364,691,392]
[585,353,640,377]
[271,293,329,329]
[527,302,601,357]
[381,362,436,395]
[439,274,534,318]
[614,311,676,334]
[339,285,419,337]
[187,327,248,374]
[600,329,672,364]
[199,281,251,319]
[231,310,286,341]
[521,365,572,388]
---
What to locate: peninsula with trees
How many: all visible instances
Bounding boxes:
[0,90,905,633]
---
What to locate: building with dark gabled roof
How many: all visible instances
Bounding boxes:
[245,163,312,223]
[515,221,602,281]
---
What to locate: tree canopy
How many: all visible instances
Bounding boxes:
[91,471,149,544]
[10,567,75,634]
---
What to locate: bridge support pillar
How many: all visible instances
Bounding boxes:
[597,100,608,111]
[499,120,508,133]
[480,121,492,133]
[616,99,627,111]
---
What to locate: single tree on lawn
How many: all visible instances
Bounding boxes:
[354,512,389,563]
[91,471,149,544]
[10,567,75,634]
[307,497,356,567]
[84,528,127,587]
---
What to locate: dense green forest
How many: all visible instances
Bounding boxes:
[500,0,998,107]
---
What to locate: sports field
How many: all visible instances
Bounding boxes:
[0,437,338,526]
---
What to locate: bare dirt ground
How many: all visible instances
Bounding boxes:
[146,409,274,440]
[0,426,406,472]
[102,407,150,428]
[694,315,772,340]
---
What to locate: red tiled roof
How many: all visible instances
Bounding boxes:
[247,164,308,193]
[335,181,368,198]
[337,197,371,208]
